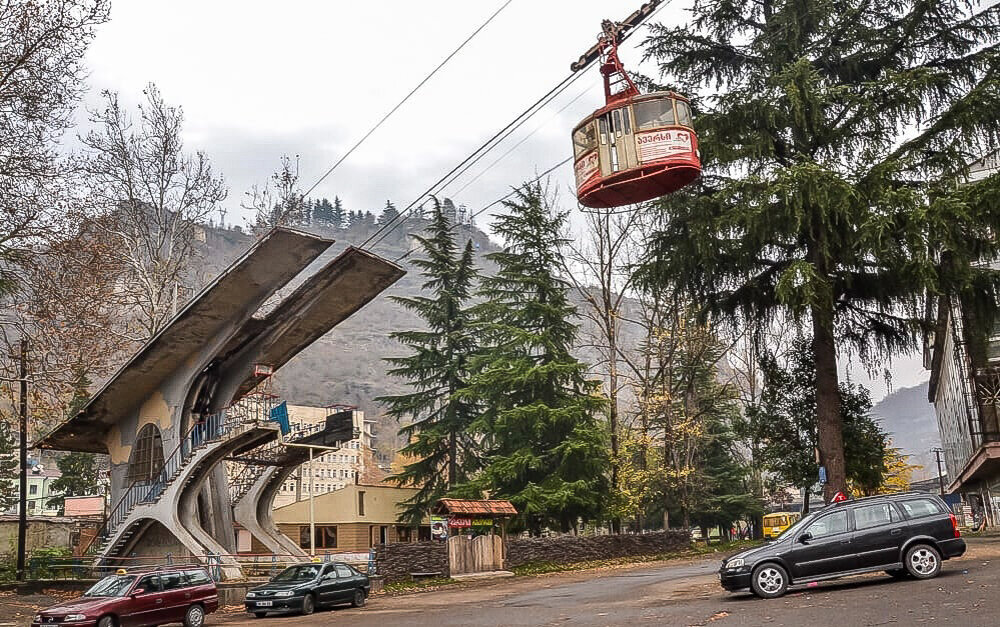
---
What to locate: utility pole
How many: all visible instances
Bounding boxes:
[933,448,946,496]
[16,338,28,581]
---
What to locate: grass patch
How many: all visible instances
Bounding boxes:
[382,577,458,594]
[510,539,763,577]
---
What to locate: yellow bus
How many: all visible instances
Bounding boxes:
[762,511,801,539]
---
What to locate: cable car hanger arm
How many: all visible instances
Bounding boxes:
[570,0,664,72]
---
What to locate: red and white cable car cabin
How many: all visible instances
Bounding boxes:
[572,25,701,208]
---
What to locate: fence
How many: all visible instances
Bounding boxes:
[2,549,374,583]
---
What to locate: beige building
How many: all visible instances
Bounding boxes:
[226,404,377,509]
[269,484,430,553]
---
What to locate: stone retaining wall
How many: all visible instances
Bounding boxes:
[505,530,691,569]
[375,541,449,583]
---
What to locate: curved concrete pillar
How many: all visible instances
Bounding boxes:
[98,423,279,580]
[233,466,307,559]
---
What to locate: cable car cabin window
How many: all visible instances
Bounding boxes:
[622,108,632,134]
[676,100,692,127]
[613,109,623,137]
[634,99,676,130]
[598,117,609,145]
[573,123,597,158]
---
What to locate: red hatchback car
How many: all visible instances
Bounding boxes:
[32,567,219,627]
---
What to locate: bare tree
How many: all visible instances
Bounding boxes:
[564,206,642,531]
[1,213,134,437]
[243,155,307,234]
[80,84,227,339]
[1,0,110,295]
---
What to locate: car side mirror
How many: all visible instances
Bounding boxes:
[131,588,145,597]
[798,532,812,544]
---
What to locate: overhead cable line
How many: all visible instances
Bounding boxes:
[364,0,672,251]
[291,0,515,209]
[360,70,581,249]
[451,78,597,197]
[393,155,574,263]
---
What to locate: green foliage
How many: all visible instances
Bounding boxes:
[639,0,1000,492]
[456,182,609,534]
[378,199,480,526]
[747,338,888,496]
[47,452,99,509]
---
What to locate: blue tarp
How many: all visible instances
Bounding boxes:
[269,402,290,435]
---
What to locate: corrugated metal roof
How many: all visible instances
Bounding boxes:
[434,499,518,516]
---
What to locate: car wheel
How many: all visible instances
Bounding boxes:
[97,617,116,627]
[253,612,267,618]
[183,604,205,627]
[301,593,315,616]
[885,568,909,579]
[750,563,789,599]
[905,544,942,579]
[351,589,366,608]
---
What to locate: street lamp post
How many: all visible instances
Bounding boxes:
[282,441,344,558]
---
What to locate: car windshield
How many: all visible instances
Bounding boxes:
[272,565,321,582]
[84,575,137,597]
[774,511,818,540]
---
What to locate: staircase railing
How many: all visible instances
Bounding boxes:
[227,420,334,505]
[84,408,257,556]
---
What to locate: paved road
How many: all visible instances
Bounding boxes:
[218,538,1000,627]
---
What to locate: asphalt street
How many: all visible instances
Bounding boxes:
[216,537,1000,626]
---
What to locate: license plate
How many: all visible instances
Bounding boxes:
[256,601,273,607]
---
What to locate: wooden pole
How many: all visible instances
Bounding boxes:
[16,338,28,581]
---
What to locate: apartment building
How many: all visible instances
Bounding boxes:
[271,404,379,507]
[925,152,1000,525]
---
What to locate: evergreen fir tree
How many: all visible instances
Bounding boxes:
[377,200,400,227]
[377,200,480,525]
[461,182,608,534]
[748,338,888,512]
[332,196,345,230]
[346,210,361,229]
[313,198,335,228]
[639,0,1000,500]
[47,452,99,510]
[47,367,99,510]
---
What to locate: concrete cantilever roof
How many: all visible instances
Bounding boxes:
[36,228,336,454]
[224,246,406,401]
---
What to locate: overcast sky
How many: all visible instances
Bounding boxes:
[79,0,930,401]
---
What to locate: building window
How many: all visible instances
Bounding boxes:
[358,490,365,516]
[128,424,165,483]
[299,525,337,549]
[28,484,37,495]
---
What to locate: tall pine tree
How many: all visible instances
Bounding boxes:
[332,196,345,229]
[640,0,1000,500]
[377,200,400,226]
[377,200,480,525]
[461,182,608,534]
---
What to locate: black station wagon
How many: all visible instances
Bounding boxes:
[719,492,966,598]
